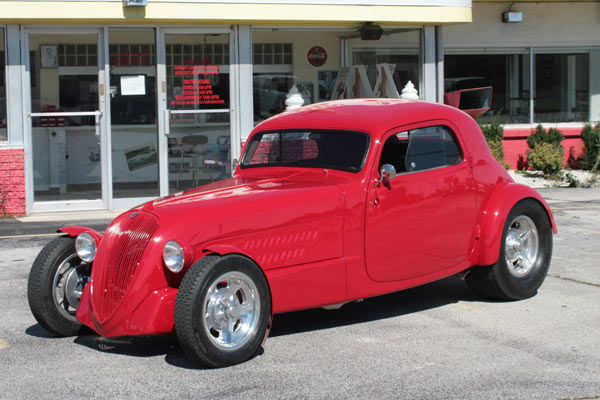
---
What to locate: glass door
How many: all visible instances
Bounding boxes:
[108,29,159,204]
[28,30,105,210]
[159,30,233,194]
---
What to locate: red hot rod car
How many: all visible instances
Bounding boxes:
[28,99,556,368]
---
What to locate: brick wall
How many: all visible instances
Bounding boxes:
[0,148,26,217]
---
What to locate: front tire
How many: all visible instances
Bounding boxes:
[27,236,90,336]
[466,199,553,300]
[174,255,271,368]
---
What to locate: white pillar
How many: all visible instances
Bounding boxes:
[567,55,576,121]
[422,26,437,102]
[589,50,600,122]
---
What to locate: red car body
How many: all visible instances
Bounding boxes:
[59,99,556,339]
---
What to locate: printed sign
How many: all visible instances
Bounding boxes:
[307,46,327,67]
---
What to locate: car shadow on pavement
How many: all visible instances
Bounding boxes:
[269,276,482,338]
[24,276,485,370]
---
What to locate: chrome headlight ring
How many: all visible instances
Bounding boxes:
[163,240,185,273]
[75,232,97,263]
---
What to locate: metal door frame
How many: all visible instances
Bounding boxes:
[23,26,108,213]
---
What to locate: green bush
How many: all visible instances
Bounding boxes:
[480,116,504,142]
[527,142,564,176]
[527,124,564,149]
[581,123,600,172]
[487,140,510,169]
[479,114,508,168]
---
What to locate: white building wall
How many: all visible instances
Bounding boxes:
[444,2,600,48]
[444,2,600,122]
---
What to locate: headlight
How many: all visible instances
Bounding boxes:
[163,241,185,273]
[76,232,97,263]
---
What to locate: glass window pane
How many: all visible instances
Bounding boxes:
[109,29,159,199]
[445,53,530,124]
[252,28,421,124]
[165,33,232,193]
[535,53,589,123]
[29,33,100,202]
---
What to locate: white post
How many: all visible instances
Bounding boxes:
[285,84,304,111]
[401,81,419,100]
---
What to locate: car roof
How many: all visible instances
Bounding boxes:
[252,99,475,141]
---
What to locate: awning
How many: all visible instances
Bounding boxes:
[0,0,472,25]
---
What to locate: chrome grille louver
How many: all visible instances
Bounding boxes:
[91,211,159,322]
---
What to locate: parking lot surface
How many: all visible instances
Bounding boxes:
[1,188,599,399]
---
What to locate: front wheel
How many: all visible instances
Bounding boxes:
[466,199,553,300]
[174,255,271,368]
[27,236,91,336]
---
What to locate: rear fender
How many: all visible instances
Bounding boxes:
[476,183,557,266]
[58,226,103,244]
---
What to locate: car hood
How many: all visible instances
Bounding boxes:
[132,170,347,246]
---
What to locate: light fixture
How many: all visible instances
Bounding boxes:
[360,23,383,41]
[502,3,522,23]
[123,0,148,7]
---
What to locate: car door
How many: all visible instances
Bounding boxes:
[364,122,477,282]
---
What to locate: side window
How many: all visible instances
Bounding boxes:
[379,125,462,173]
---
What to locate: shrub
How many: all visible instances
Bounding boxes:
[480,116,504,142]
[479,114,509,168]
[581,123,600,171]
[526,142,564,176]
[487,140,510,169]
[527,124,564,149]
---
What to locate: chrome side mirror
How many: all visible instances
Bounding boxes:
[380,164,397,184]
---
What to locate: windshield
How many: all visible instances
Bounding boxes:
[241,130,370,172]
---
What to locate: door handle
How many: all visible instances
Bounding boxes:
[164,109,171,135]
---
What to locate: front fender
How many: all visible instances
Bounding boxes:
[58,226,103,244]
[476,183,557,266]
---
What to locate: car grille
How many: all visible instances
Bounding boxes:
[92,210,159,322]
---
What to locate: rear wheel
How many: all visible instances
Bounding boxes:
[27,236,90,336]
[174,255,271,368]
[466,199,553,300]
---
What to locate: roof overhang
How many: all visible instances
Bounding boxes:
[0,0,472,26]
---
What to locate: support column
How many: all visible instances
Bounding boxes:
[235,25,253,147]
[6,25,24,146]
[567,55,576,121]
[589,49,600,122]
[435,26,444,104]
[422,26,437,102]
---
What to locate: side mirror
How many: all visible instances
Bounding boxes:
[380,164,397,184]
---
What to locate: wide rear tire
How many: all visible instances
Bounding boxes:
[466,199,553,300]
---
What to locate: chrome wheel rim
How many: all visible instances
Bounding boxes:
[504,215,539,277]
[52,254,89,321]
[203,271,260,352]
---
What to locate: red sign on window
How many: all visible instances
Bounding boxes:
[307,46,327,67]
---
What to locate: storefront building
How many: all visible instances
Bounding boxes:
[2,1,599,216]
[0,0,469,215]
[445,0,600,167]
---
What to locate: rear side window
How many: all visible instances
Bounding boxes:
[379,125,462,173]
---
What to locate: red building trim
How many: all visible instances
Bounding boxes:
[502,127,584,170]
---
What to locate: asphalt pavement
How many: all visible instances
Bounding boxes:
[0,188,599,399]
